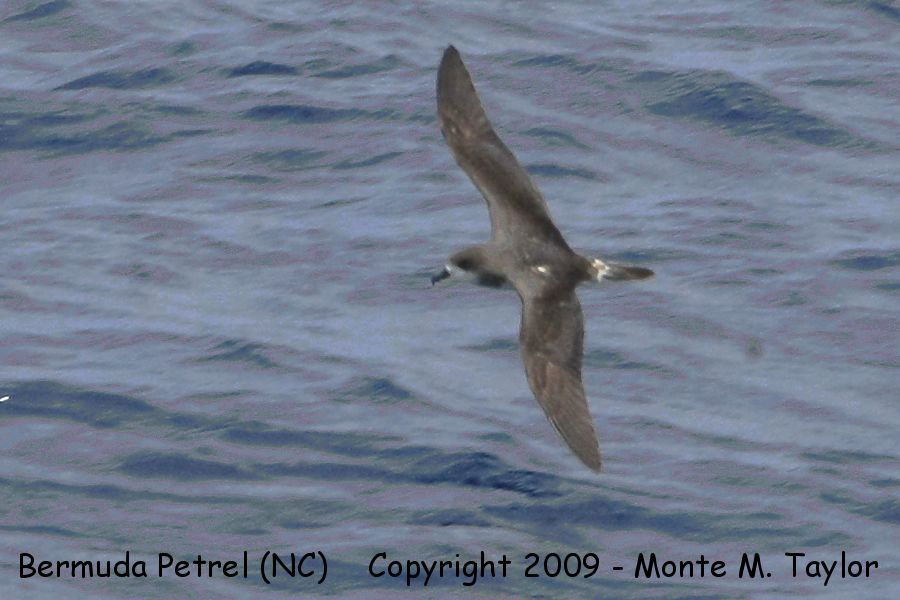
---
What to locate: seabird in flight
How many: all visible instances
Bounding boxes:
[432,45,653,472]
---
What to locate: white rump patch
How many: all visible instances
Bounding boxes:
[591,258,609,281]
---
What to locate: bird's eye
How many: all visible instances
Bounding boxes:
[455,258,472,271]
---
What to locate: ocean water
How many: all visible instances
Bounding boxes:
[1,0,898,597]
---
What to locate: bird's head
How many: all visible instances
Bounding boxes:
[430,247,485,286]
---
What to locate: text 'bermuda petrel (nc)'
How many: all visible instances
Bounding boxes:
[432,45,654,472]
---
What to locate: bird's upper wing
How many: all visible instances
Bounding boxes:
[437,45,570,250]
[520,285,601,471]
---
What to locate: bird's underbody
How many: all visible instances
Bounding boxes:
[432,45,653,472]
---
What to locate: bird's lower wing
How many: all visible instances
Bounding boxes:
[520,289,601,472]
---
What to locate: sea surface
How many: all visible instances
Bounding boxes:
[1,1,898,598]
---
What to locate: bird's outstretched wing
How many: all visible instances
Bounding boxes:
[437,45,570,250]
[520,286,601,471]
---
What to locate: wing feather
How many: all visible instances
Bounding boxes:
[520,287,601,471]
[437,46,570,249]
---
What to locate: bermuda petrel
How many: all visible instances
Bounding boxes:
[432,45,653,472]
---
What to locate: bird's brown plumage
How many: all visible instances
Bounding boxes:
[437,45,603,472]
[437,45,571,251]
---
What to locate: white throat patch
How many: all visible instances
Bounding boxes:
[447,263,479,282]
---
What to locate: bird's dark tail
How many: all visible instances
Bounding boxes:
[591,258,654,281]
[605,262,654,281]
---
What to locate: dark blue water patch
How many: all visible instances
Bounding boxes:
[483,495,705,537]
[378,445,437,463]
[630,70,671,84]
[696,231,756,247]
[258,460,393,481]
[0,109,92,149]
[56,68,177,91]
[0,524,81,538]
[490,497,814,545]
[3,0,69,22]
[745,338,765,359]
[333,151,402,170]
[221,421,397,455]
[743,220,790,232]
[231,525,269,536]
[152,104,204,116]
[512,53,623,77]
[874,281,900,293]
[313,54,400,79]
[169,41,197,56]
[267,21,305,32]
[802,449,896,464]
[407,509,491,527]
[706,278,750,286]
[867,0,900,21]
[215,174,279,185]
[869,477,899,488]
[403,451,563,499]
[278,518,329,530]
[23,111,93,127]
[464,337,518,353]
[748,268,783,277]
[365,108,402,121]
[406,110,435,125]
[820,490,900,525]
[337,376,415,404]
[252,148,326,171]
[512,53,593,75]
[227,61,299,77]
[479,431,515,444]
[714,473,783,490]
[243,104,364,124]
[1,121,205,155]
[162,412,208,430]
[526,163,597,180]
[118,451,258,481]
[521,127,588,149]
[315,196,366,209]
[360,446,568,499]
[109,262,180,285]
[608,248,694,264]
[302,58,334,71]
[199,340,281,369]
[513,54,578,69]
[770,290,808,307]
[583,348,669,373]
[831,250,900,271]
[689,435,762,454]
[0,475,246,507]
[3,380,157,428]
[639,71,857,147]
[720,523,840,548]
[807,78,870,88]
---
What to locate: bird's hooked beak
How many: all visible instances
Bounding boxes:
[431,266,451,286]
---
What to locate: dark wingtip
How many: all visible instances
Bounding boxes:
[440,45,460,67]
[578,452,602,473]
[579,443,603,473]
[439,45,463,76]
